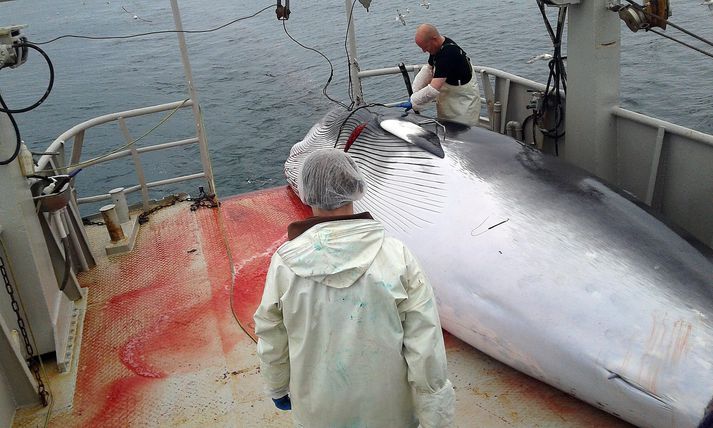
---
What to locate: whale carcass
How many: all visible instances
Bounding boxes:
[284,107,713,428]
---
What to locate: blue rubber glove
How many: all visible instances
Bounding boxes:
[272,395,291,410]
[395,101,412,111]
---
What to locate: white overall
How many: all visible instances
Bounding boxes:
[254,219,455,428]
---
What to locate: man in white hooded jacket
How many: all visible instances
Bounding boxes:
[254,149,455,427]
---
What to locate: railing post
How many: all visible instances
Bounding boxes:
[169,0,216,195]
[118,117,150,210]
[645,127,666,210]
[69,130,85,167]
[345,0,364,106]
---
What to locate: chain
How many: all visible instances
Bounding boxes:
[138,196,183,225]
[188,186,219,212]
[82,218,105,226]
[138,188,219,225]
[82,188,220,227]
[0,253,49,406]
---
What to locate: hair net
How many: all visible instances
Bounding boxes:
[298,149,367,211]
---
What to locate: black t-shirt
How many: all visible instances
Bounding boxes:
[427,37,473,86]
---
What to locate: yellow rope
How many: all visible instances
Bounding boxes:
[193,105,255,343]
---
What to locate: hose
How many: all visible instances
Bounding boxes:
[0,43,55,114]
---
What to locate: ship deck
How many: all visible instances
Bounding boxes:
[14,187,631,427]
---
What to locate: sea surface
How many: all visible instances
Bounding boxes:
[1,0,712,209]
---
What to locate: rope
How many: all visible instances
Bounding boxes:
[68,99,189,170]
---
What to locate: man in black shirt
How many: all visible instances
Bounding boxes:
[410,24,481,126]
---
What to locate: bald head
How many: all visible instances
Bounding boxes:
[415,24,445,55]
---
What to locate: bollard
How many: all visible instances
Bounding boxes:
[100,204,125,243]
[109,187,130,223]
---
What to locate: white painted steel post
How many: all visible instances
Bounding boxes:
[109,187,130,223]
[345,0,364,105]
[52,211,67,239]
[118,117,150,210]
[169,0,216,195]
[563,0,620,182]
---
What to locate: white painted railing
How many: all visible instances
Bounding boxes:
[36,99,210,210]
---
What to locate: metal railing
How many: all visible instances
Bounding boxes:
[36,63,712,246]
[36,99,209,210]
[611,106,713,247]
[35,64,538,212]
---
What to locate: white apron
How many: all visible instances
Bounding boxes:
[436,78,481,126]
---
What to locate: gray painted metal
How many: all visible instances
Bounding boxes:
[284,107,713,428]
[0,305,38,408]
[563,0,620,181]
[613,107,713,248]
[0,113,75,356]
[0,111,86,416]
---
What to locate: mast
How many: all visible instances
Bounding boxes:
[559,0,621,182]
[345,0,364,106]
[169,0,216,194]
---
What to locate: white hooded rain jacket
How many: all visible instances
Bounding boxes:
[254,216,455,427]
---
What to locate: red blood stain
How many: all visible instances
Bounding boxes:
[62,186,312,425]
[221,187,311,340]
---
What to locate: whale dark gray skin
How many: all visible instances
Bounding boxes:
[284,106,713,428]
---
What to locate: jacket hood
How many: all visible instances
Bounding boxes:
[277,219,385,288]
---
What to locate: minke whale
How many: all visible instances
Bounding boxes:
[284,106,713,428]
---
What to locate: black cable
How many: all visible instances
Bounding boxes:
[334,103,386,148]
[344,0,358,110]
[649,28,713,60]
[621,0,713,49]
[29,5,274,45]
[0,93,22,165]
[537,0,558,44]
[536,0,567,155]
[0,43,54,114]
[281,20,348,108]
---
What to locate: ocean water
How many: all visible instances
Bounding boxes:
[1,0,712,207]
